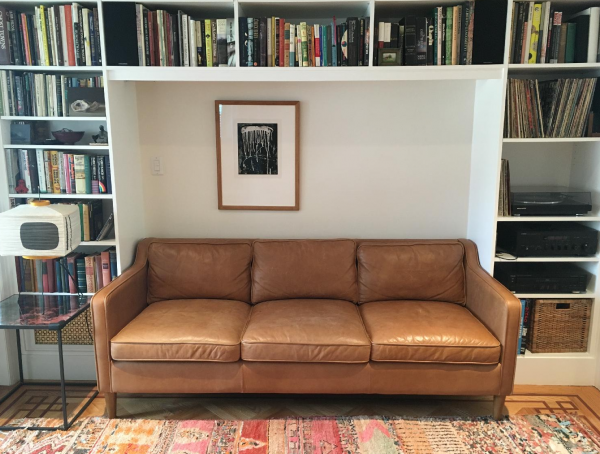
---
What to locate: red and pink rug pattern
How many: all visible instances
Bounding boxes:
[1,414,599,453]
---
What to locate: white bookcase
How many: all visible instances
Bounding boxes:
[0,0,599,386]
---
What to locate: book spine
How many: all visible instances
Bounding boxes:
[246,18,253,67]
[529,3,542,63]
[277,18,284,67]
[84,256,94,293]
[452,6,460,65]
[136,5,145,66]
[226,17,235,67]
[109,250,117,281]
[466,0,475,64]
[363,18,369,66]
[78,6,86,66]
[63,152,71,194]
[0,8,10,65]
[217,18,227,66]
[445,7,452,64]
[58,151,65,192]
[358,19,364,65]
[35,149,47,193]
[211,19,217,66]
[50,150,60,193]
[101,251,111,288]
[289,23,295,67]
[300,22,308,66]
[460,3,469,65]
[347,18,359,66]
[90,155,99,193]
[314,23,320,66]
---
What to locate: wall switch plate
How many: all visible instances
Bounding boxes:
[151,157,163,175]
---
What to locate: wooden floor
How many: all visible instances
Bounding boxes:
[1,384,600,434]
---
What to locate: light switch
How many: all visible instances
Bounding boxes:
[151,157,163,175]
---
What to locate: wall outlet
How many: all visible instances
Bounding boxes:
[151,157,163,175]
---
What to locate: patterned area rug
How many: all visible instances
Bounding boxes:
[0,414,599,453]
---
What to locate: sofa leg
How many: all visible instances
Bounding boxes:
[105,392,117,419]
[493,395,506,420]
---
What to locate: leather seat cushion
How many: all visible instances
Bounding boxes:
[242,299,371,363]
[360,301,500,364]
[357,242,466,304]
[251,240,358,303]
[111,299,251,362]
[147,241,252,303]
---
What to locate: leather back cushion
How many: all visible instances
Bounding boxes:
[357,242,466,304]
[251,240,358,303]
[147,241,252,303]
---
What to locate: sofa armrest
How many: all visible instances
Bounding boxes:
[459,239,522,396]
[91,240,151,392]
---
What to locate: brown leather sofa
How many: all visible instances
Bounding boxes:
[92,238,521,420]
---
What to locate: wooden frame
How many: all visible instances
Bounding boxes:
[215,100,300,211]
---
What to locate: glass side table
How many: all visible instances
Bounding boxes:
[0,294,98,431]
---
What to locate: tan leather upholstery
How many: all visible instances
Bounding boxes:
[251,240,358,303]
[360,300,501,364]
[242,299,370,363]
[358,242,466,304]
[459,239,522,396]
[147,241,252,303]
[111,299,251,362]
[92,238,519,402]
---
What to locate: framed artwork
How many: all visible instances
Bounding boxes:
[378,48,402,66]
[215,100,300,210]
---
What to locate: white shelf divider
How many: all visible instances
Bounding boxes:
[3,144,110,150]
[1,116,107,122]
[494,256,600,263]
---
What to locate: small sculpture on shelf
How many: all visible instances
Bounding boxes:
[91,126,108,145]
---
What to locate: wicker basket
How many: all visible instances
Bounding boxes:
[528,299,592,353]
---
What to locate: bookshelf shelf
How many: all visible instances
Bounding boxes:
[0,65,103,72]
[79,240,117,247]
[508,63,600,75]
[503,138,600,143]
[19,292,95,296]
[8,193,112,199]
[494,256,600,262]
[1,116,107,122]
[3,145,110,151]
[107,65,505,82]
[497,216,600,222]
[513,292,596,299]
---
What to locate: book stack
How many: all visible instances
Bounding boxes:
[498,159,511,217]
[11,198,114,242]
[0,4,102,66]
[16,249,117,294]
[0,71,103,117]
[375,3,475,66]
[7,149,112,195]
[135,5,235,67]
[238,17,370,67]
[510,4,600,64]
[505,78,597,138]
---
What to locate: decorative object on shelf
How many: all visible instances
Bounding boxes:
[215,101,299,210]
[378,48,402,66]
[10,121,50,145]
[67,87,106,117]
[92,126,109,145]
[52,129,85,145]
[0,200,81,258]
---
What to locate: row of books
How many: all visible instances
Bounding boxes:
[7,149,112,195]
[510,3,599,64]
[16,250,117,295]
[0,71,103,117]
[239,17,370,67]
[374,4,475,66]
[498,159,511,217]
[13,199,113,242]
[504,78,597,138]
[517,299,532,355]
[135,5,235,67]
[0,4,102,67]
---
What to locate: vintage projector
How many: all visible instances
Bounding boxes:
[0,201,81,258]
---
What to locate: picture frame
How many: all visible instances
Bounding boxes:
[378,48,402,66]
[215,100,300,211]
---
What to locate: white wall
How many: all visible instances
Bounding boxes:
[136,81,476,238]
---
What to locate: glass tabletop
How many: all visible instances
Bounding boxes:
[0,294,91,330]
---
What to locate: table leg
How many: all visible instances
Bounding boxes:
[15,329,23,384]
[57,330,68,430]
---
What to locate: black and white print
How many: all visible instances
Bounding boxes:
[237,123,278,175]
